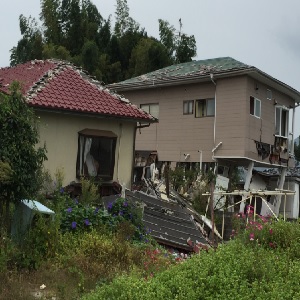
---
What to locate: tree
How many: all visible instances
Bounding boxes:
[0,83,47,231]
[114,0,139,38]
[40,0,61,44]
[42,43,71,60]
[81,40,99,74]
[176,33,197,63]
[159,18,197,63]
[10,15,44,66]
[158,19,176,61]
[10,1,198,83]
[128,37,171,77]
[81,0,103,41]
[97,18,112,53]
[66,0,83,55]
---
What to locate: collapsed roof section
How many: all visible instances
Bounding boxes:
[0,59,157,123]
[103,189,210,252]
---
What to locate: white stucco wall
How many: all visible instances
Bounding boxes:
[36,111,136,188]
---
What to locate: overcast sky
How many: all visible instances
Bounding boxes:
[0,0,299,138]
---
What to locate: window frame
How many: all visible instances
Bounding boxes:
[183,100,194,115]
[140,103,159,119]
[250,96,261,118]
[195,98,215,118]
[275,106,289,138]
[76,129,117,180]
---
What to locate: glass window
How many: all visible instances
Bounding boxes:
[206,99,215,116]
[250,96,261,118]
[183,100,194,114]
[275,106,289,137]
[76,130,117,180]
[195,99,215,117]
[141,103,159,119]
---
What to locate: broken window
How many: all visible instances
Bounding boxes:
[76,129,117,180]
[183,100,194,114]
[195,98,215,117]
[140,103,159,119]
[275,106,289,137]
[250,96,261,118]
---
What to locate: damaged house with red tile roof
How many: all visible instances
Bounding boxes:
[109,57,300,215]
[0,60,156,192]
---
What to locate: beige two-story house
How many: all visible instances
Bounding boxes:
[109,57,300,203]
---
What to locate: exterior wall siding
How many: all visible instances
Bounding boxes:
[214,76,248,158]
[245,77,295,162]
[124,82,216,162]
[120,74,295,167]
[36,111,135,188]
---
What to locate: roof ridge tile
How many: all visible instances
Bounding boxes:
[0,59,156,122]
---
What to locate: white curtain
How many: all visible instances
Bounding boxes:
[79,137,92,176]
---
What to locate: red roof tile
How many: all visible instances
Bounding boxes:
[0,60,155,122]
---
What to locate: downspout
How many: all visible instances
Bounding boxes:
[210,73,219,172]
[117,123,123,183]
[291,102,299,156]
[210,73,217,246]
[210,73,217,145]
[291,106,296,155]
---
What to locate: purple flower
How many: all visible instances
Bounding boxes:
[119,211,124,216]
[74,198,79,205]
[108,202,113,211]
[84,219,91,226]
[123,202,128,207]
[67,207,72,213]
[71,221,77,229]
[94,207,99,214]
[60,187,64,194]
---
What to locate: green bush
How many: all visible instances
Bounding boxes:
[60,196,149,243]
[232,211,300,259]
[83,239,300,300]
[54,229,159,290]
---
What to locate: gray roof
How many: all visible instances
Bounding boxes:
[109,57,300,101]
[102,190,208,251]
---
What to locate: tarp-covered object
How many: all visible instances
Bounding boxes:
[11,200,55,243]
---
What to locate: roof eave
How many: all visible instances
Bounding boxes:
[31,105,158,123]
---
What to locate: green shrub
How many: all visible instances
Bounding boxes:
[12,209,62,269]
[232,211,300,259]
[60,196,149,244]
[80,177,100,206]
[83,239,300,300]
[55,230,147,286]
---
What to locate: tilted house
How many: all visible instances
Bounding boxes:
[0,60,156,192]
[109,57,300,211]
